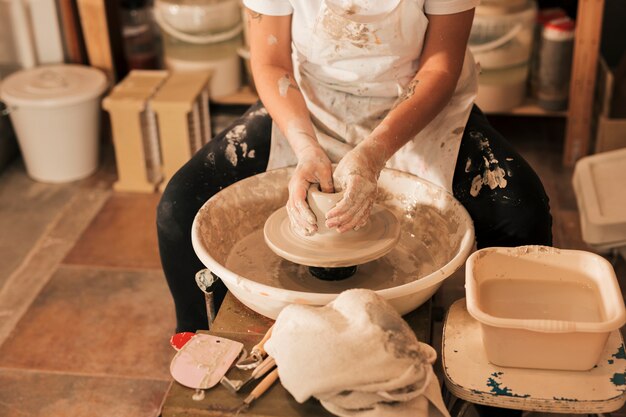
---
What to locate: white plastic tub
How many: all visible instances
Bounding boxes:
[466,246,626,371]
[154,0,243,98]
[572,148,626,252]
[0,64,108,182]
[475,64,528,112]
[469,0,537,70]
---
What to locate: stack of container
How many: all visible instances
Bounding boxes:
[469,0,537,112]
[153,0,243,99]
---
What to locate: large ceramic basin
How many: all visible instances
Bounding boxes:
[191,167,475,319]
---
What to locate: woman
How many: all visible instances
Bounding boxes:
[157,0,552,335]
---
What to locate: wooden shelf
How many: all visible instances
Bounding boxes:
[485,98,568,117]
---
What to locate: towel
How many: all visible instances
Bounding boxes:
[264,289,451,417]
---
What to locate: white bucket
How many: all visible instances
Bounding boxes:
[0,64,108,183]
[469,0,537,70]
[475,64,528,112]
[154,0,243,98]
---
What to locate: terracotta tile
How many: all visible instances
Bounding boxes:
[0,161,79,289]
[0,188,110,345]
[0,369,169,417]
[0,266,175,380]
[64,192,162,269]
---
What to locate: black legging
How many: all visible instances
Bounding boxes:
[157,102,552,333]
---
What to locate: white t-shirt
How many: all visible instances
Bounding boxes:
[243,0,480,191]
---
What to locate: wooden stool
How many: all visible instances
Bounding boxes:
[442,299,626,416]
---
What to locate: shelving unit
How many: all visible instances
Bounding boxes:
[487,0,606,166]
[563,0,605,166]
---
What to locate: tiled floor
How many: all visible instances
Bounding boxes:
[1,114,624,417]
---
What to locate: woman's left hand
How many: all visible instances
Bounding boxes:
[326,144,386,233]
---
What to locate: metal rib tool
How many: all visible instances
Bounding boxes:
[221,356,276,394]
[235,325,274,370]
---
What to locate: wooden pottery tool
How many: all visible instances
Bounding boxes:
[221,355,276,394]
[234,368,280,415]
[170,334,244,389]
[236,325,274,370]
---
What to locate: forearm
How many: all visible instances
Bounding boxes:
[251,63,319,157]
[355,9,475,168]
[356,69,458,168]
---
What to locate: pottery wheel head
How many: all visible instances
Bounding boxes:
[263,203,401,269]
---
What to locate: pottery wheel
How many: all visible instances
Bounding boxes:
[264,205,401,268]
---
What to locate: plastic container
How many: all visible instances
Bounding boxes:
[0,64,108,182]
[154,0,240,34]
[466,246,626,371]
[529,8,568,98]
[154,0,242,98]
[537,17,575,111]
[572,148,626,252]
[120,0,161,69]
[469,0,537,70]
[475,64,528,112]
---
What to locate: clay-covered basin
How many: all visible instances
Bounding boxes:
[192,167,475,319]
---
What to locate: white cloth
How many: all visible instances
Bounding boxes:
[244,0,479,191]
[264,289,451,417]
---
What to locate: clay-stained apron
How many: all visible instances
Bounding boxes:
[267,0,478,192]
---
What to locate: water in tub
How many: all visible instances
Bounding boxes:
[480,278,605,323]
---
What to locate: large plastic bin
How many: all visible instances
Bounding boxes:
[466,246,626,371]
[573,148,626,252]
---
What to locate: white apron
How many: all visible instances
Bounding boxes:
[266,0,478,192]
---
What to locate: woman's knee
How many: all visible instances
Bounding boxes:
[156,174,188,243]
[454,118,553,247]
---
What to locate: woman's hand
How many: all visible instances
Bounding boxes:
[287,145,334,236]
[326,142,386,233]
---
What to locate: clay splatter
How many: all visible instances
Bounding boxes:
[206,152,216,165]
[268,34,278,45]
[246,107,268,119]
[278,74,299,97]
[468,131,508,197]
[393,79,420,109]
[320,7,371,48]
[224,125,255,166]
[452,127,464,135]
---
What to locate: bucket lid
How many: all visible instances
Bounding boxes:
[545,16,575,33]
[0,65,108,107]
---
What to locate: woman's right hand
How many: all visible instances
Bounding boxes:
[287,145,334,236]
